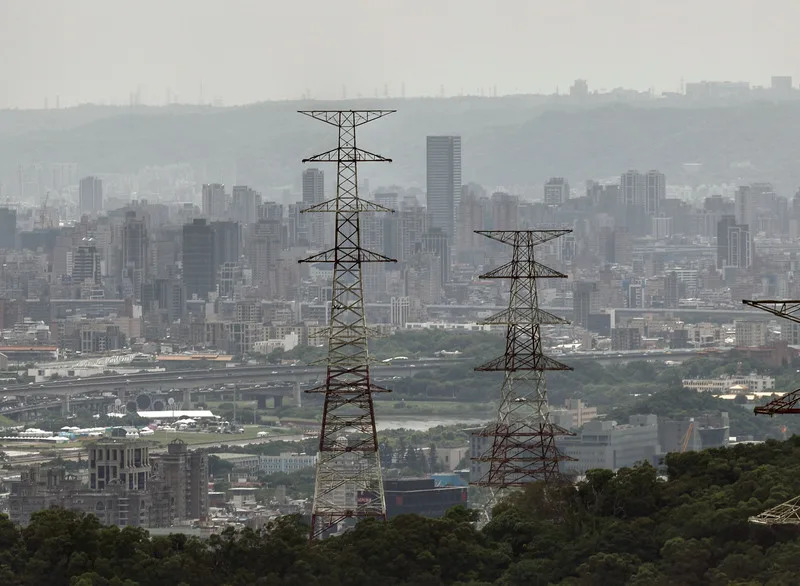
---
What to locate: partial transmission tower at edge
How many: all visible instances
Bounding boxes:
[471,230,574,491]
[298,110,396,540]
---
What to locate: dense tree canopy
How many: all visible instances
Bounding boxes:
[7,437,800,584]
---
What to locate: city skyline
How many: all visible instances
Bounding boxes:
[2,0,800,109]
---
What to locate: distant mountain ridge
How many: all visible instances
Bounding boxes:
[2,97,800,198]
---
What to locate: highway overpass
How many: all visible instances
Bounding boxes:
[3,348,721,399]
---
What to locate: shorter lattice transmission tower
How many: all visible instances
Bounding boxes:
[298,110,396,540]
[471,230,574,490]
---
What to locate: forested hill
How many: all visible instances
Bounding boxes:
[3,98,800,193]
[6,437,800,584]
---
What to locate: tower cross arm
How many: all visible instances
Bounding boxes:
[298,110,396,127]
[302,147,392,163]
[742,299,800,325]
[476,229,572,247]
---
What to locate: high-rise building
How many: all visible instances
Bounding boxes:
[375,192,399,259]
[664,271,679,309]
[301,169,325,249]
[727,223,752,269]
[0,208,16,249]
[735,320,767,348]
[716,215,736,269]
[455,185,485,255]
[390,296,410,326]
[89,438,152,492]
[426,136,462,240]
[150,439,208,522]
[230,186,261,224]
[122,211,148,300]
[398,204,427,263]
[248,220,282,297]
[79,176,103,215]
[201,183,226,218]
[490,191,518,230]
[420,228,450,285]
[210,221,241,267]
[620,170,645,207]
[572,281,596,329]
[651,216,672,239]
[73,238,102,285]
[302,168,324,205]
[183,219,216,300]
[735,186,752,226]
[544,177,570,206]
[645,170,665,216]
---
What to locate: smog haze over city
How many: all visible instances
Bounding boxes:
[2,0,800,107]
[3,2,800,584]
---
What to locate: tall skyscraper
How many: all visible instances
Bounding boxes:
[620,170,645,207]
[0,208,16,249]
[182,219,216,300]
[122,211,148,300]
[716,215,736,269]
[302,169,325,248]
[426,136,461,240]
[735,185,752,227]
[645,170,665,216]
[544,177,570,206]
[79,176,103,215]
[201,183,226,218]
[664,271,679,308]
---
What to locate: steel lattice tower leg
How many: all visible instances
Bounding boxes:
[472,230,574,490]
[298,110,396,540]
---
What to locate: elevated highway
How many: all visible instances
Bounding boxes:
[4,348,721,400]
[3,360,472,399]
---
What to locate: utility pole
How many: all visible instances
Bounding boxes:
[298,110,396,540]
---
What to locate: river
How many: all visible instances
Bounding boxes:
[376,418,488,431]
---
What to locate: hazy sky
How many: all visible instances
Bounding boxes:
[1,0,799,109]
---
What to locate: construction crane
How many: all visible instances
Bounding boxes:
[681,421,694,453]
[745,298,800,525]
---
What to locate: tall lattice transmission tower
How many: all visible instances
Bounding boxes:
[298,110,396,540]
[471,230,574,491]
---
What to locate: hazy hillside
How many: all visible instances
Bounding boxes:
[2,97,800,197]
